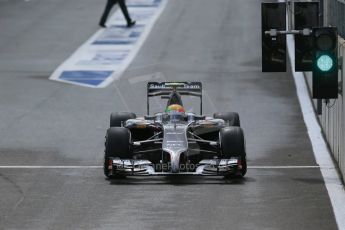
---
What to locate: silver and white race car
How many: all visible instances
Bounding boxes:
[103,82,247,178]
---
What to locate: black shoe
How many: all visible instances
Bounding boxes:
[99,23,106,28]
[127,20,136,28]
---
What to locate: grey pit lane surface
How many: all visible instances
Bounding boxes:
[0,169,335,230]
[0,0,338,229]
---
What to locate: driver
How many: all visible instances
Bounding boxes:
[165,104,185,113]
[165,104,185,121]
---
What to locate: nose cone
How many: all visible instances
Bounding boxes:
[171,154,180,173]
[170,154,180,173]
[162,123,188,173]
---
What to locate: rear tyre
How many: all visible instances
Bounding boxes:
[214,112,240,127]
[110,112,136,127]
[103,127,131,178]
[219,127,247,177]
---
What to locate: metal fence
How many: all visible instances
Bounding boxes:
[326,0,345,37]
[304,37,345,180]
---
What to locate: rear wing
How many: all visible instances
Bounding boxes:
[147,82,202,115]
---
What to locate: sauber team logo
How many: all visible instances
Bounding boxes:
[148,82,201,89]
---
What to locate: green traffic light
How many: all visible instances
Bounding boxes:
[316,55,333,72]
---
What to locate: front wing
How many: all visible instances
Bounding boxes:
[108,158,242,176]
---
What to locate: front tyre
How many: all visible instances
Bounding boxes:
[110,112,136,127]
[103,127,131,178]
[219,127,247,177]
[214,112,240,127]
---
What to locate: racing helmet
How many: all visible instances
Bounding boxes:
[165,104,185,121]
[165,104,185,113]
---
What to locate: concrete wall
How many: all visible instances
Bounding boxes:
[303,36,345,180]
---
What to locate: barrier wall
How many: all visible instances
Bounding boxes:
[326,0,345,38]
[303,36,345,180]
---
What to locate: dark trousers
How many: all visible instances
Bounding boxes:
[99,0,132,25]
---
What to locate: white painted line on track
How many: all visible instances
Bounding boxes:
[114,81,131,111]
[249,166,321,169]
[0,165,323,169]
[203,90,218,112]
[286,34,345,229]
[0,166,102,169]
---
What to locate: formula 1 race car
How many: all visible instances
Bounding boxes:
[103,82,247,178]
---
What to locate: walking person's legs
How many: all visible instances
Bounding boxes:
[99,0,116,27]
[118,0,136,27]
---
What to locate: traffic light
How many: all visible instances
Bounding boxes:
[261,3,286,72]
[294,2,319,71]
[312,27,338,99]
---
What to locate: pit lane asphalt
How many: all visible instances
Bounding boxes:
[0,0,338,229]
